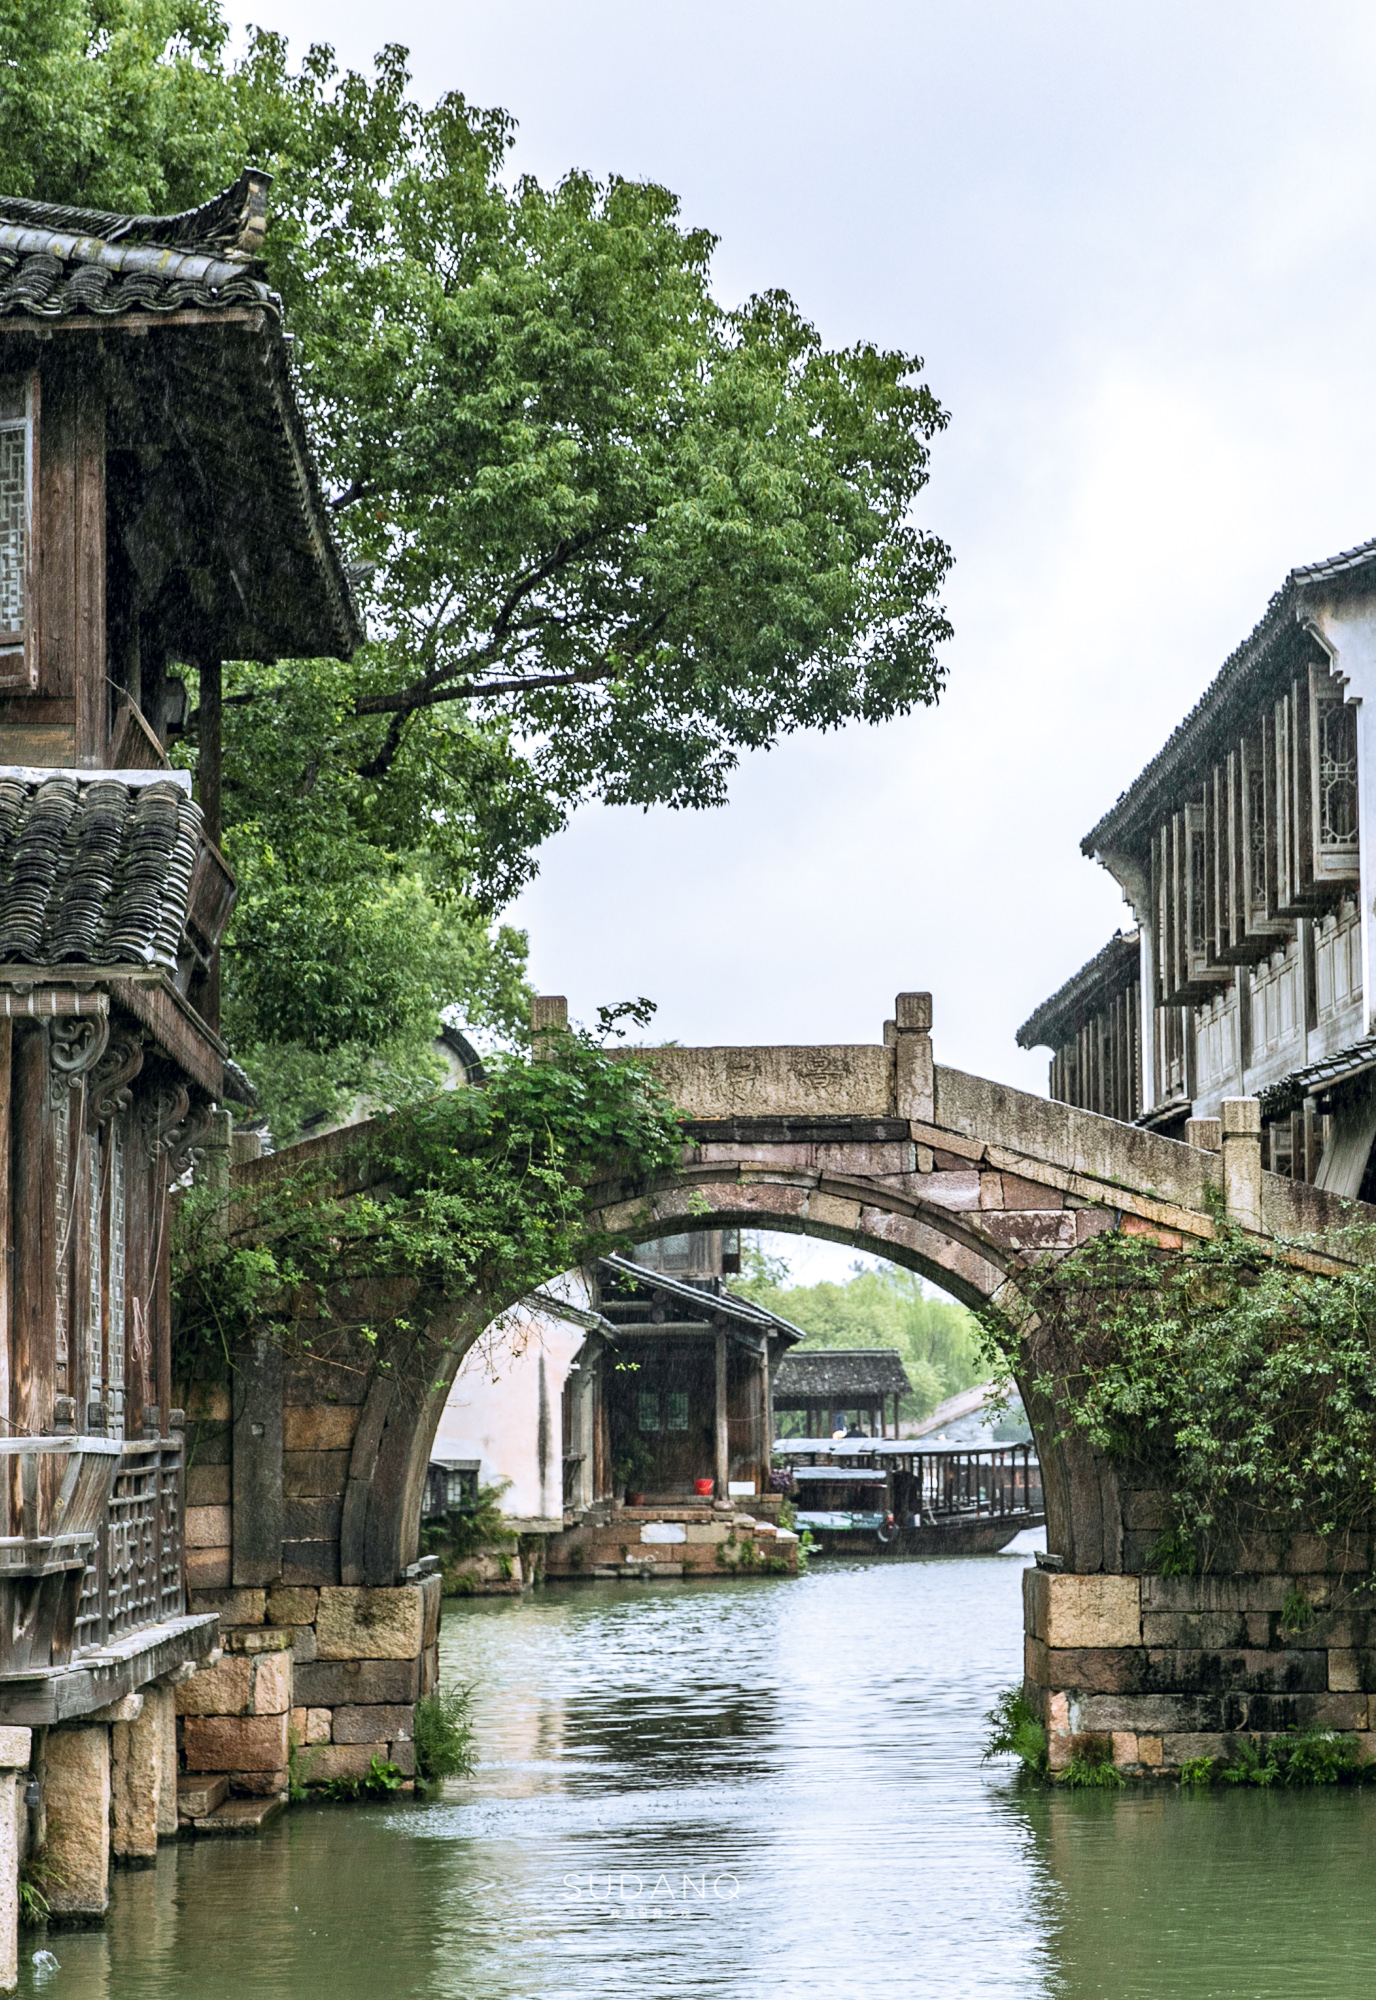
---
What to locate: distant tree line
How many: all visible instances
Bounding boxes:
[733,1241,986,1420]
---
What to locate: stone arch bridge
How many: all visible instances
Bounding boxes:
[205,991,1369,1781]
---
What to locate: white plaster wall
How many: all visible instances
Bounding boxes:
[430,1269,593,1522]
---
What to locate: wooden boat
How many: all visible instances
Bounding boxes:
[774,1438,1045,1555]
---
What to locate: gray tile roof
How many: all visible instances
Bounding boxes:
[0,771,202,969]
[1016,929,1140,1052]
[773,1349,913,1399]
[1079,536,1376,861]
[598,1255,805,1345]
[0,169,361,663]
[1257,1034,1376,1117]
[0,169,275,323]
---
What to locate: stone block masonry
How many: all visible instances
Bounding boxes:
[181,1574,443,1803]
[543,1508,799,1580]
[1023,1565,1376,1773]
[43,1726,110,1921]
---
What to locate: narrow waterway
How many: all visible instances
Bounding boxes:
[20,1552,1376,1999]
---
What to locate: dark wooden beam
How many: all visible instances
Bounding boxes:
[11,1025,51,1437]
[197,656,222,1032]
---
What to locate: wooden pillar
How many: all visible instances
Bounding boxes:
[154,1182,172,1434]
[714,1328,728,1498]
[0,1022,10,1435]
[761,1339,773,1472]
[123,1152,149,1441]
[11,1025,51,1438]
[73,371,106,769]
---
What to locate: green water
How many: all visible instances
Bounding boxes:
[18,1553,1376,1999]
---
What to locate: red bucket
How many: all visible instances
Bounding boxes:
[694,1478,714,1497]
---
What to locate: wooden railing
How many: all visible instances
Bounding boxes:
[907,1445,1042,1523]
[73,1437,185,1656]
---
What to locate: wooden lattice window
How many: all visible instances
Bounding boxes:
[1151,653,1357,1006]
[0,373,37,691]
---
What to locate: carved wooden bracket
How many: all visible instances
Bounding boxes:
[166,1101,217,1180]
[89,1030,147,1124]
[139,1083,190,1161]
[48,1014,111,1103]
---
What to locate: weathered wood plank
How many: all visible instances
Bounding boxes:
[73,375,105,766]
[0,1021,11,1433]
[10,1025,50,1436]
[37,366,74,701]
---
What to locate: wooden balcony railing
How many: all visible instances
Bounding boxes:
[0,1435,123,1676]
[0,1433,186,1676]
[74,1437,185,1657]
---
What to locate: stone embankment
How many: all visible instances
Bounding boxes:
[545,1503,799,1580]
[1026,1565,1376,1773]
[177,1576,443,1819]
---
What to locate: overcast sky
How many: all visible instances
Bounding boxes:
[232,0,1376,1104]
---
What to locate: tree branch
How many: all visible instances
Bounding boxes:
[353,660,617,717]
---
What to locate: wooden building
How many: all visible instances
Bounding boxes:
[0,167,360,1946]
[771,1348,913,1440]
[428,1243,805,1587]
[592,1254,801,1504]
[1015,931,1141,1124]
[1020,543,1376,1194]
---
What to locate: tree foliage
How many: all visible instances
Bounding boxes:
[173,1019,683,1379]
[0,2,953,1134]
[734,1241,984,1418]
[981,1220,1376,1571]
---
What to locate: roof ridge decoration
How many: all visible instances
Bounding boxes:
[0,167,277,324]
[0,167,272,259]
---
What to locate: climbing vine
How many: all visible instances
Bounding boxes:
[978,1215,1376,1573]
[172,1014,684,1384]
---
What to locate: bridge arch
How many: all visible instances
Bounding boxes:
[230,999,1364,1591]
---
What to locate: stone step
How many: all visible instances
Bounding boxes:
[188,1795,285,1836]
[591,1562,684,1578]
[177,1774,228,1821]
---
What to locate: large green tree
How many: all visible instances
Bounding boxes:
[0,5,954,1135]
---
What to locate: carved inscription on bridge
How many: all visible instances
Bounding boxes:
[642,1044,895,1120]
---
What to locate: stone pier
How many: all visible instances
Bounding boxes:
[0,1733,28,1989]
[1023,1561,1376,1774]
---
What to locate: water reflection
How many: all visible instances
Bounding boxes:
[17,1556,1376,1999]
[1018,1783,1376,1999]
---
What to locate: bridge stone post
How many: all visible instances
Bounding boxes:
[1220,1097,1263,1230]
[893,992,934,1123]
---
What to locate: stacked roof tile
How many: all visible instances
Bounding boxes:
[0,774,201,969]
[0,169,275,323]
[773,1349,913,1400]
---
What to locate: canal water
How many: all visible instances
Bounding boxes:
[19,1549,1376,1998]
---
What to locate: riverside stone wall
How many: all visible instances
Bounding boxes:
[544,1502,798,1580]
[1024,1564,1376,1774]
[176,1369,443,1813]
[175,1578,442,1818]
